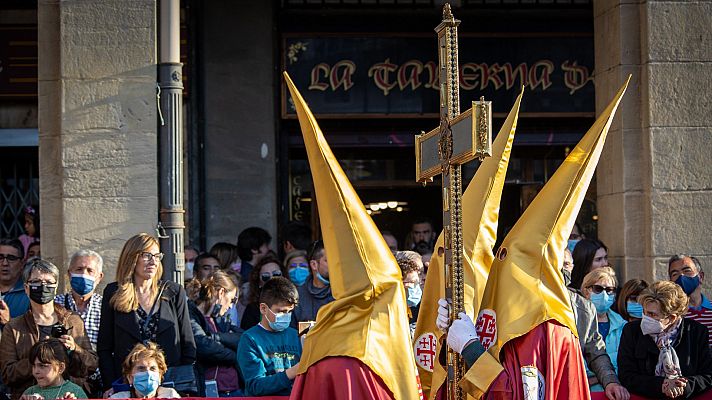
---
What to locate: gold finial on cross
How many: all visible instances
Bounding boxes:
[414,4,493,400]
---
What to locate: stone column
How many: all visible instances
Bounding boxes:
[38,0,158,287]
[595,1,712,283]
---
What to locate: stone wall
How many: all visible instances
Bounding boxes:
[38,0,158,289]
[200,1,278,247]
[595,1,712,284]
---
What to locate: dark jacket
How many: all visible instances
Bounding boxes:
[0,304,98,399]
[97,281,196,390]
[240,302,262,331]
[290,276,334,329]
[187,300,243,395]
[618,318,712,399]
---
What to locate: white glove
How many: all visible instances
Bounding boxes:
[436,298,450,332]
[446,312,479,355]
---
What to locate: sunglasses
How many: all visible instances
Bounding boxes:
[260,271,282,282]
[588,284,616,295]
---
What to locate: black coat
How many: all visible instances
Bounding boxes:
[188,300,242,363]
[187,301,244,395]
[97,281,196,390]
[618,318,712,399]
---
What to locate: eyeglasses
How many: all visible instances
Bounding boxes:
[27,280,57,286]
[0,254,21,263]
[588,284,616,295]
[140,252,164,262]
[260,271,282,282]
[289,262,308,269]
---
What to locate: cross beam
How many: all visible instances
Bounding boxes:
[414,5,492,400]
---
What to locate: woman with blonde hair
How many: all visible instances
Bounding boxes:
[188,271,243,396]
[110,342,180,399]
[580,266,627,391]
[618,281,712,398]
[97,233,195,395]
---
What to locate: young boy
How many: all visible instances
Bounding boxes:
[237,276,301,396]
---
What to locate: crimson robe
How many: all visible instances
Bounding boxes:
[289,356,398,400]
[436,321,589,400]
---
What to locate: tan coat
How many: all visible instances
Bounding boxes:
[0,304,98,399]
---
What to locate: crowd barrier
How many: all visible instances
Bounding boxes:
[96,394,712,400]
[590,392,712,400]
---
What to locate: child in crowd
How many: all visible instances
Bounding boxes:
[110,342,180,399]
[21,339,87,400]
[237,277,301,396]
[19,205,40,257]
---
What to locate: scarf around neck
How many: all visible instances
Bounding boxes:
[651,317,683,379]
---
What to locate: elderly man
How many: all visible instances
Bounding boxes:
[668,254,712,347]
[55,250,104,349]
[0,238,30,325]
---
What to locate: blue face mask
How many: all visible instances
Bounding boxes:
[626,301,643,318]
[265,307,292,332]
[70,274,96,296]
[133,370,160,396]
[590,291,615,314]
[567,239,580,253]
[316,270,330,286]
[406,285,422,307]
[289,267,310,286]
[675,275,701,296]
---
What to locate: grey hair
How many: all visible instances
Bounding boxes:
[70,249,104,273]
[22,258,60,283]
[668,254,703,273]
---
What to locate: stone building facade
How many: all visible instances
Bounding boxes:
[0,0,708,286]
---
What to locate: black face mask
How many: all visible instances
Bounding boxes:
[29,283,57,305]
[210,303,222,318]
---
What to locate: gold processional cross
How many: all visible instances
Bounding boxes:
[415,4,492,400]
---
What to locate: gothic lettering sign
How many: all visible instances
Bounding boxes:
[282,34,594,118]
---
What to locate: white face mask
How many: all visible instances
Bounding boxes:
[640,314,665,336]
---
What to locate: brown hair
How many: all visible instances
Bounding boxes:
[110,234,162,313]
[29,339,69,378]
[248,254,288,304]
[191,270,238,311]
[259,276,299,308]
[209,242,239,270]
[394,251,423,279]
[122,342,168,382]
[617,278,649,321]
[637,281,689,320]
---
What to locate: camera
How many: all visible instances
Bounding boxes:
[50,324,71,338]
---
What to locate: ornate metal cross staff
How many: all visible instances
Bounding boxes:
[415,4,492,400]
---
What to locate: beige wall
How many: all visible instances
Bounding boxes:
[37,0,159,290]
[595,1,712,284]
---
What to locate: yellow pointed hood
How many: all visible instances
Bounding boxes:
[284,72,421,400]
[461,77,631,397]
[413,88,524,397]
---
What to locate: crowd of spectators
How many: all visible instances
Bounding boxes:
[0,213,709,399]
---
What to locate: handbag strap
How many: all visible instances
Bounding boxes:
[141,281,168,336]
